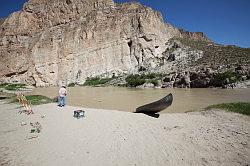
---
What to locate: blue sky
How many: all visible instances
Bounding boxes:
[0,0,249,48]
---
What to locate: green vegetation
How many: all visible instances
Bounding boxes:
[0,83,10,88]
[206,102,250,116]
[125,74,146,87]
[12,95,53,105]
[83,77,113,86]
[68,83,76,87]
[25,95,53,105]
[140,73,163,79]
[211,70,241,87]
[5,84,26,91]
[125,73,162,87]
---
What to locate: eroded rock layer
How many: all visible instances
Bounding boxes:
[0,0,215,86]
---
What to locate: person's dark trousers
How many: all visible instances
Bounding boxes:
[58,96,66,107]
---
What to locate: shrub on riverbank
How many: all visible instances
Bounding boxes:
[140,73,162,79]
[125,73,162,87]
[68,83,76,87]
[0,83,26,91]
[211,70,241,87]
[206,102,250,116]
[83,77,113,86]
[125,74,145,87]
[0,83,10,88]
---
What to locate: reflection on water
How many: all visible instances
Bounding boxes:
[30,87,250,113]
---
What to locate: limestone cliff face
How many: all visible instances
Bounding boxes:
[0,0,182,86]
[179,29,211,42]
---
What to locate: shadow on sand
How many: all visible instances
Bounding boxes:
[134,112,160,118]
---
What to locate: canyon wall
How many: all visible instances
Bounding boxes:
[0,0,210,86]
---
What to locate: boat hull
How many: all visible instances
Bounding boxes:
[135,93,173,114]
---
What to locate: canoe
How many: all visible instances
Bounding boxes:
[135,93,173,114]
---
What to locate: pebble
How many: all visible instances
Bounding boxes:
[21,122,27,126]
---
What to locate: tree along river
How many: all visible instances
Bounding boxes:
[30,87,250,113]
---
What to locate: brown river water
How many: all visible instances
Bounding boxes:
[30,87,250,113]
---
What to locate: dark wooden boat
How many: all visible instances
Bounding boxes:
[135,93,173,114]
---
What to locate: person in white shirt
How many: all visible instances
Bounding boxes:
[58,85,67,107]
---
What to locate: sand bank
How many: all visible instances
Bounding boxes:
[0,101,249,166]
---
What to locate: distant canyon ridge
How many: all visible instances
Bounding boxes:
[0,0,249,87]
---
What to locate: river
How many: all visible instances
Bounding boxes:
[30,87,250,113]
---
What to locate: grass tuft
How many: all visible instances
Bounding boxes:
[25,95,53,105]
[4,84,26,91]
[11,95,53,105]
[206,102,250,116]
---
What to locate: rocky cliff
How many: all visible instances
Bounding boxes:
[0,0,182,86]
[179,29,211,42]
[1,0,248,87]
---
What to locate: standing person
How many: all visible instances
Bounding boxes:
[58,85,67,107]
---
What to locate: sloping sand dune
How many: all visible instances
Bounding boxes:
[0,101,249,166]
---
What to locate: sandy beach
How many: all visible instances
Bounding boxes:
[0,100,249,166]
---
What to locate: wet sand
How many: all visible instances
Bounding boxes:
[0,101,249,166]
